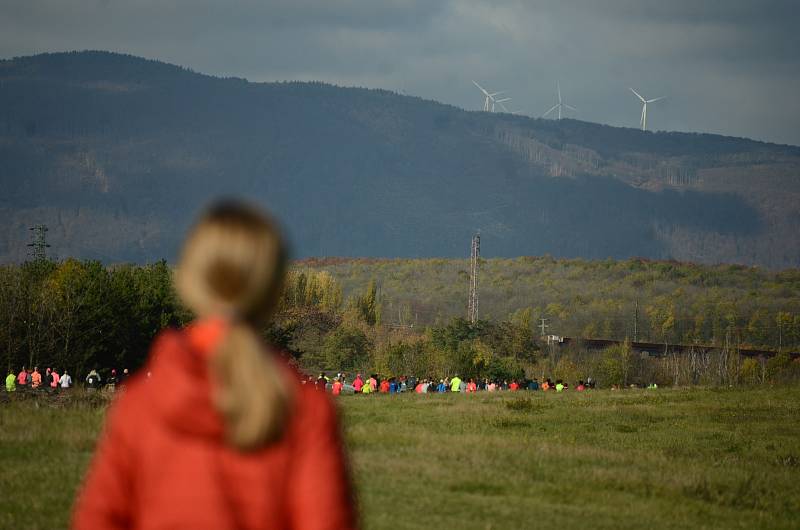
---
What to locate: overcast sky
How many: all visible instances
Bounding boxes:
[2,0,799,145]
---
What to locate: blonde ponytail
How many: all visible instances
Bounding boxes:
[211,322,290,450]
[176,201,292,451]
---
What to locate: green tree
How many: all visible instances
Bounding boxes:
[596,340,633,387]
[322,327,370,371]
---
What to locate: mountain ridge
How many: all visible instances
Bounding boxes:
[1,51,799,268]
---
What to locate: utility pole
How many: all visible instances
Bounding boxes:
[468,233,480,324]
[539,317,549,337]
[633,299,639,342]
[27,224,50,261]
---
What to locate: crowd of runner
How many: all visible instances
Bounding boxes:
[4,366,130,392]
[303,373,622,395]
[6,366,658,394]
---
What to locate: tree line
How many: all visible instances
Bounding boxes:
[1,258,798,387]
[0,260,187,378]
[302,257,800,352]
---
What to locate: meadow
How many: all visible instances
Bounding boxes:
[1,386,799,529]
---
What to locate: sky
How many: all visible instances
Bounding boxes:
[2,0,799,145]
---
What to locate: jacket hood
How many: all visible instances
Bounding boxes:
[144,318,229,440]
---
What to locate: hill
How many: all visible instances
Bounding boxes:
[296,256,800,351]
[1,51,799,267]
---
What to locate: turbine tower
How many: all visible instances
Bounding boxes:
[472,80,505,112]
[629,88,665,131]
[543,82,577,120]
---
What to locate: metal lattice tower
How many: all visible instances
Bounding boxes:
[468,233,480,324]
[27,224,50,261]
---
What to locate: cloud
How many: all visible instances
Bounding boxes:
[0,0,798,144]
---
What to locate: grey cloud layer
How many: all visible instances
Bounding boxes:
[1,0,798,144]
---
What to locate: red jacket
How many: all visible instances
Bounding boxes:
[72,318,356,530]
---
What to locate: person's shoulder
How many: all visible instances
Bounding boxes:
[287,378,339,435]
[110,374,149,411]
[271,351,331,403]
[270,350,306,385]
[149,327,185,356]
[96,374,153,441]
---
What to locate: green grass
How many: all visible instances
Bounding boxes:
[2,387,799,529]
[0,392,106,530]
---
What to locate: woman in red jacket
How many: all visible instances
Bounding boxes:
[72,202,356,530]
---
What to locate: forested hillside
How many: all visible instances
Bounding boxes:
[2,257,798,387]
[300,257,800,350]
[1,51,800,267]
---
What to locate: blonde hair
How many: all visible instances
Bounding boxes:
[176,201,291,450]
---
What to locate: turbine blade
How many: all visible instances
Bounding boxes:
[629,87,645,102]
[543,105,559,117]
[557,81,562,104]
[647,96,666,103]
[472,80,490,96]
[564,104,578,111]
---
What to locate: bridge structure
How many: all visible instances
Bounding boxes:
[546,336,798,359]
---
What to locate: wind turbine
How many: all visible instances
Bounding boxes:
[629,88,665,131]
[542,82,577,120]
[494,97,512,112]
[472,80,505,112]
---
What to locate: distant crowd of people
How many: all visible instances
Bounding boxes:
[6,366,660,395]
[305,373,606,395]
[4,366,131,393]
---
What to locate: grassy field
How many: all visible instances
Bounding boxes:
[1,387,799,529]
